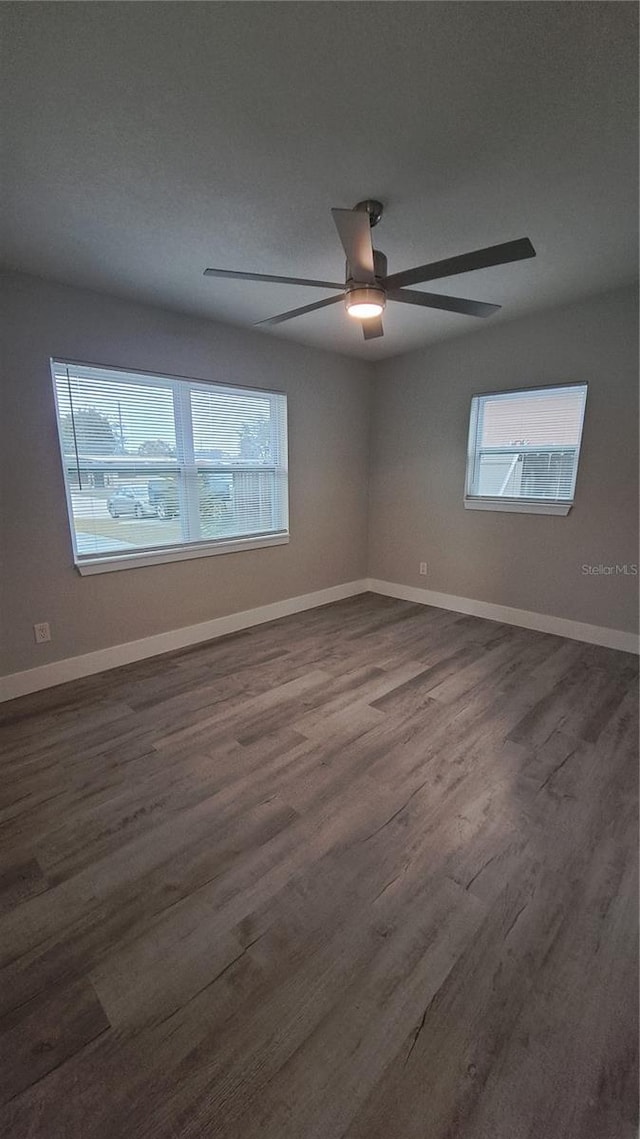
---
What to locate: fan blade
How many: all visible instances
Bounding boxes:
[255,294,344,328]
[385,237,536,291]
[204,268,343,289]
[362,316,384,340]
[331,208,375,283]
[387,289,500,318]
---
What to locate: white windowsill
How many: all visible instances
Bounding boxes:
[75,532,290,575]
[464,497,572,516]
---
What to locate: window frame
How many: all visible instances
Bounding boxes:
[50,358,290,575]
[463,381,588,516]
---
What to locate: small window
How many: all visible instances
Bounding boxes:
[464,383,587,515]
[51,361,289,573]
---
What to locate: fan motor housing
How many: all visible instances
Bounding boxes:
[344,283,386,302]
[345,247,388,316]
[345,249,388,288]
[373,249,387,280]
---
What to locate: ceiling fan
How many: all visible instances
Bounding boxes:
[204,201,536,341]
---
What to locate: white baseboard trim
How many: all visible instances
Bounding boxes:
[2,575,637,703]
[0,579,369,703]
[366,578,639,655]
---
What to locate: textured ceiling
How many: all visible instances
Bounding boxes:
[2,2,638,360]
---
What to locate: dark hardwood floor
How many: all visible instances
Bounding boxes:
[0,593,637,1138]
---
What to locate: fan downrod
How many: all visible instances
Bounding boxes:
[354,200,384,228]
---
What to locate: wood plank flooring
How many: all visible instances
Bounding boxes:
[0,593,637,1138]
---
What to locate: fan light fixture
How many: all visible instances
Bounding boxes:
[204,198,537,342]
[345,287,386,320]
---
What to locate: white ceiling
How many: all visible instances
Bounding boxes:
[2,2,638,360]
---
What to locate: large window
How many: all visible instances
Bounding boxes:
[51,361,289,573]
[464,383,588,515]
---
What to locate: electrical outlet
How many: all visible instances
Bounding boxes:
[419,562,428,576]
[33,622,51,644]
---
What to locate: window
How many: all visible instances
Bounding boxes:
[464,383,588,515]
[51,360,289,573]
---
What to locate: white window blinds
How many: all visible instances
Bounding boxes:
[51,361,288,570]
[465,384,587,512]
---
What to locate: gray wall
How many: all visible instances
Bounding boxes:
[2,274,637,682]
[368,285,639,634]
[0,271,371,675]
